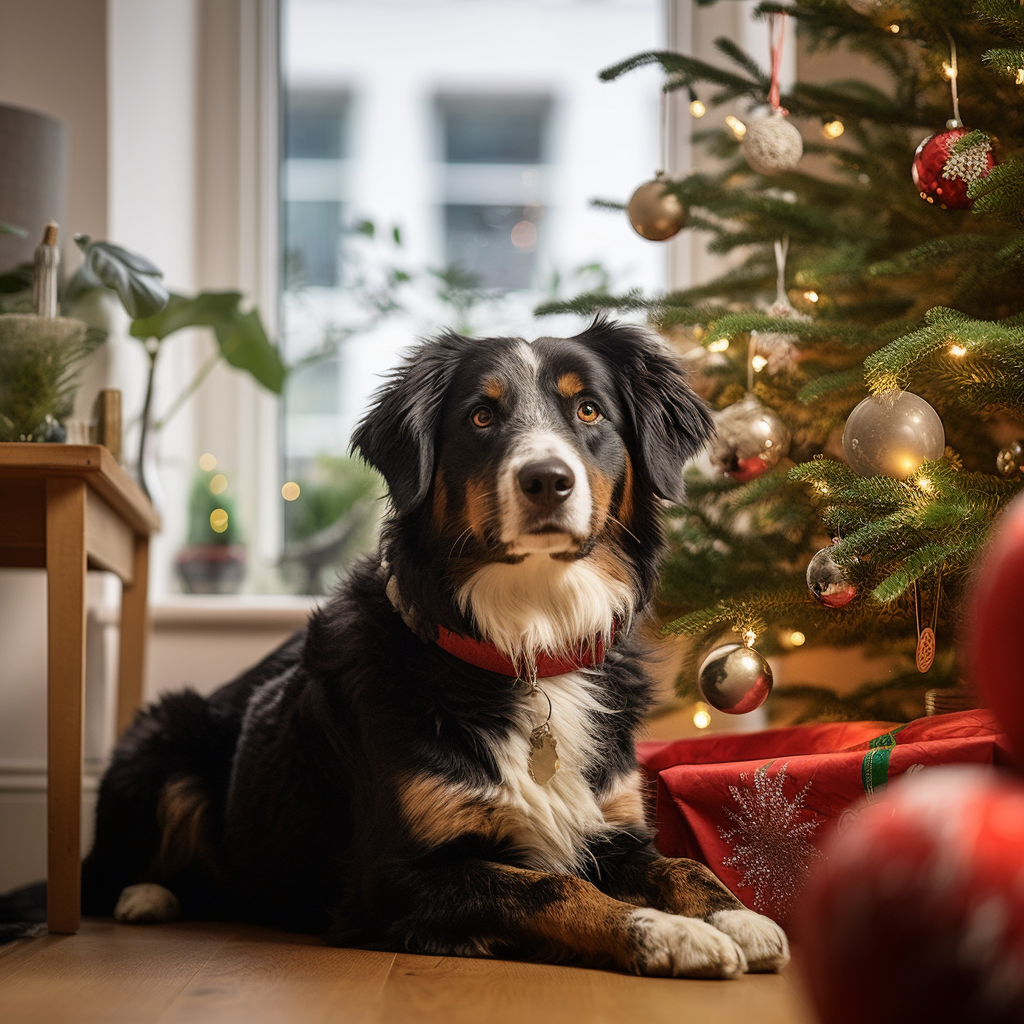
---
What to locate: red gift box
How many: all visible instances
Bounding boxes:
[637,709,1009,925]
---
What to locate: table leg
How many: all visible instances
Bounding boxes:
[45,478,88,934]
[116,534,150,737]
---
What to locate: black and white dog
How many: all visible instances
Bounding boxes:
[81,319,789,978]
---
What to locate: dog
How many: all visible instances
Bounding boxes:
[80,318,789,978]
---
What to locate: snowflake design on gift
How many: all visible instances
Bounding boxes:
[942,135,993,185]
[718,761,824,917]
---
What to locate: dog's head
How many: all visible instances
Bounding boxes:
[351,318,712,654]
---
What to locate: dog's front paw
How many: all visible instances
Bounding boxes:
[629,908,747,979]
[707,908,789,972]
[113,883,181,924]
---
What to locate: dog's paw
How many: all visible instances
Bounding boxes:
[707,908,789,973]
[629,908,747,979]
[113,883,181,924]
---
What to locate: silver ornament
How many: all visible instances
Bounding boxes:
[842,390,945,479]
[807,545,857,608]
[845,0,886,14]
[742,113,803,175]
[698,643,774,714]
[996,440,1024,477]
[711,393,791,481]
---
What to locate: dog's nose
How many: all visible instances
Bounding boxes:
[518,458,575,507]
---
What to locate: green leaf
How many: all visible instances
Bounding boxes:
[0,220,28,237]
[214,308,285,394]
[130,291,285,395]
[129,291,243,341]
[74,235,169,319]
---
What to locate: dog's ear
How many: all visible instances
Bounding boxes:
[350,331,469,512]
[578,318,713,503]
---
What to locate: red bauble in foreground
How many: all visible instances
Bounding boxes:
[912,127,995,210]
[967,491,1024,766]
[797,767,1024,1024]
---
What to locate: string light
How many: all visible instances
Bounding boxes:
[949,343,967,357]
[708,338,730,352]
[725,115,747,139]
[941,61,956,81]
[209,473,228,495]
[789,630,806,647]
[210,509,229,533]
[693,703,712,730]
[690,99,706,118]
[752,354,769,372]
[887,23,900,34]
[1016,68,1024,86]
[918,477,933,492]
[742,628,758,647]
[199,452,217,471]
[822,119,845,139]
[804,290,820,303]
[281,481,301,501]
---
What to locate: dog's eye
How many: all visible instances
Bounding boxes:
[577,401,602,424]
[471,406,494,428]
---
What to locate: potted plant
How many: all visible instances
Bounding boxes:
[175,469,246,593]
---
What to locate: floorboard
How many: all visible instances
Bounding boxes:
[0,920,819,1024]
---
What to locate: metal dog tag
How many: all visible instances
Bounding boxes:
[528,724,560,785]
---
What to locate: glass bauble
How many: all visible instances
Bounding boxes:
[698,643,773,714]
[996,440,1024,477]
[842,391,944,479]
[711,393,791,482]
[626,175,688,241]
[742,113,803,175]
[807,546,857,608]
[912,128,995,210]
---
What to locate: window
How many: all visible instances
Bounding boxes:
[275,0,667,594]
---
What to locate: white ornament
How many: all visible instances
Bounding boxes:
[742,112,803,175]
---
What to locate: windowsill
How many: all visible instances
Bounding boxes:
[93,593,321,629]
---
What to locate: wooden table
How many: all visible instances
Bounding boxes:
[0,444,160,934]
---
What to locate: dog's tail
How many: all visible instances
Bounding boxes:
[0,880,46,944]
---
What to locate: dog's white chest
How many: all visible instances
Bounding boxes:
[483,671,611,874]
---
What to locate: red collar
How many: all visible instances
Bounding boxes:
[435,625,615,678]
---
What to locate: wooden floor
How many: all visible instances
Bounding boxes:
[0,919,819,1024]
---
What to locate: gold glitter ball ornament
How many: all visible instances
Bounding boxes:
[626,175,688,241]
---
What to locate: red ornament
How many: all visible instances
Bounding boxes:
[797,767,1024,1024]
[966,491,1024,767]
[912,127,995,210]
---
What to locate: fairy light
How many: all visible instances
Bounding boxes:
[725,115,747,139]
[210,509,229,533]
[887,23,901,34]
[209,473,228,495]
[789,630,806,647]
[941,61,956,81]
[918,476,933,492]
[1016,68,1024,86]
[949,343,967,357]
[708,338,730,352]
[804,290,820,303]
[199,452,217,471]
[281,481,301,501]
[822,119,845,140]
[690,99,706,118]
[693,703,712,730]
[742,628,758,647]
[752,354,769,372]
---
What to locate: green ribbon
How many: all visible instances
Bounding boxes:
[860,725,908,799]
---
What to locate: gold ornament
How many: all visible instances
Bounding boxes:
[626,174,688,241]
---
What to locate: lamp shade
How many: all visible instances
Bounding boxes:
[0,103,69,268]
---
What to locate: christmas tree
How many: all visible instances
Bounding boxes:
[540,0,1024,723]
